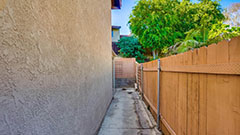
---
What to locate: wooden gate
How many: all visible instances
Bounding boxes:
[114,58,136,88]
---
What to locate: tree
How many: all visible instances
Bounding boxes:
[167,21,240,55]
[116,36,146,63]
[224,3,240,27]
[129,0,224,58]
[129,0,181,59]
[188,0,225,42]
[208,21,240,44]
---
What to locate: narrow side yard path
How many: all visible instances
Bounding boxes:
[98,88,161,135]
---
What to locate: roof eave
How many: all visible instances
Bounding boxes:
[111,0,122,9]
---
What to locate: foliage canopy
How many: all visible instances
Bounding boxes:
[116,36,146,63]
[129,0,238,57]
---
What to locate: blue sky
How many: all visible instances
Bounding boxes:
[112,0,240,35]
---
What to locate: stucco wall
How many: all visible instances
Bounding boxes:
[0,0,112,135]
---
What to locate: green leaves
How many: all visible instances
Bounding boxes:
[208,21,240,44]
[116,36,146,63]
[129,0,239,58]
[168,21,240,55]
[129,0,180,57]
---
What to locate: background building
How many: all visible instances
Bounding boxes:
[112,25,121,42]
[112,26,121,55]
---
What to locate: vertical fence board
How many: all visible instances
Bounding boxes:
[216,41,230,135]
[177,73,188,135]
[229,37,240,135]
[216,40,229,63]
[177,53,187,135]
[229,37,240,63]
[174,60,179,132]
[143,63,146,99]
[185,51,192,135]
[161,58,168,124]
[198,47,207,135]
[145,63,149,105]
[150,69,157,110]
[160,71,167,123]
[228,76,240,135]
[206,44,218,135]
[167,72,175,131]
[187,50,199,135]
[153,60,158,110]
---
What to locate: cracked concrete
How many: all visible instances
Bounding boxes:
[98,88,161,135]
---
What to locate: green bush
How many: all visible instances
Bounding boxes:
[116,36,146,63]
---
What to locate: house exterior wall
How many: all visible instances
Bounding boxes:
[0,0,112,135]
[112,29,120,42]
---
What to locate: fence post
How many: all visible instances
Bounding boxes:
[157,59,161,131]
[141,63,144,99]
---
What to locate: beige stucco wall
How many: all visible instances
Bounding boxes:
[112,29,120,42]
[0,0,112,135]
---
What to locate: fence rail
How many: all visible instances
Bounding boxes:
[136,36,240,135]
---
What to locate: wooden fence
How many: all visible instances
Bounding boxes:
[115,58,136,79]
[136,36,240,135]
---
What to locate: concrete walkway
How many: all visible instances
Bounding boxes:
[98,88,161,135]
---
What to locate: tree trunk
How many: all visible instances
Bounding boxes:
[152,50,159,59]
[152,50,156,59]
[156,51,159,58]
